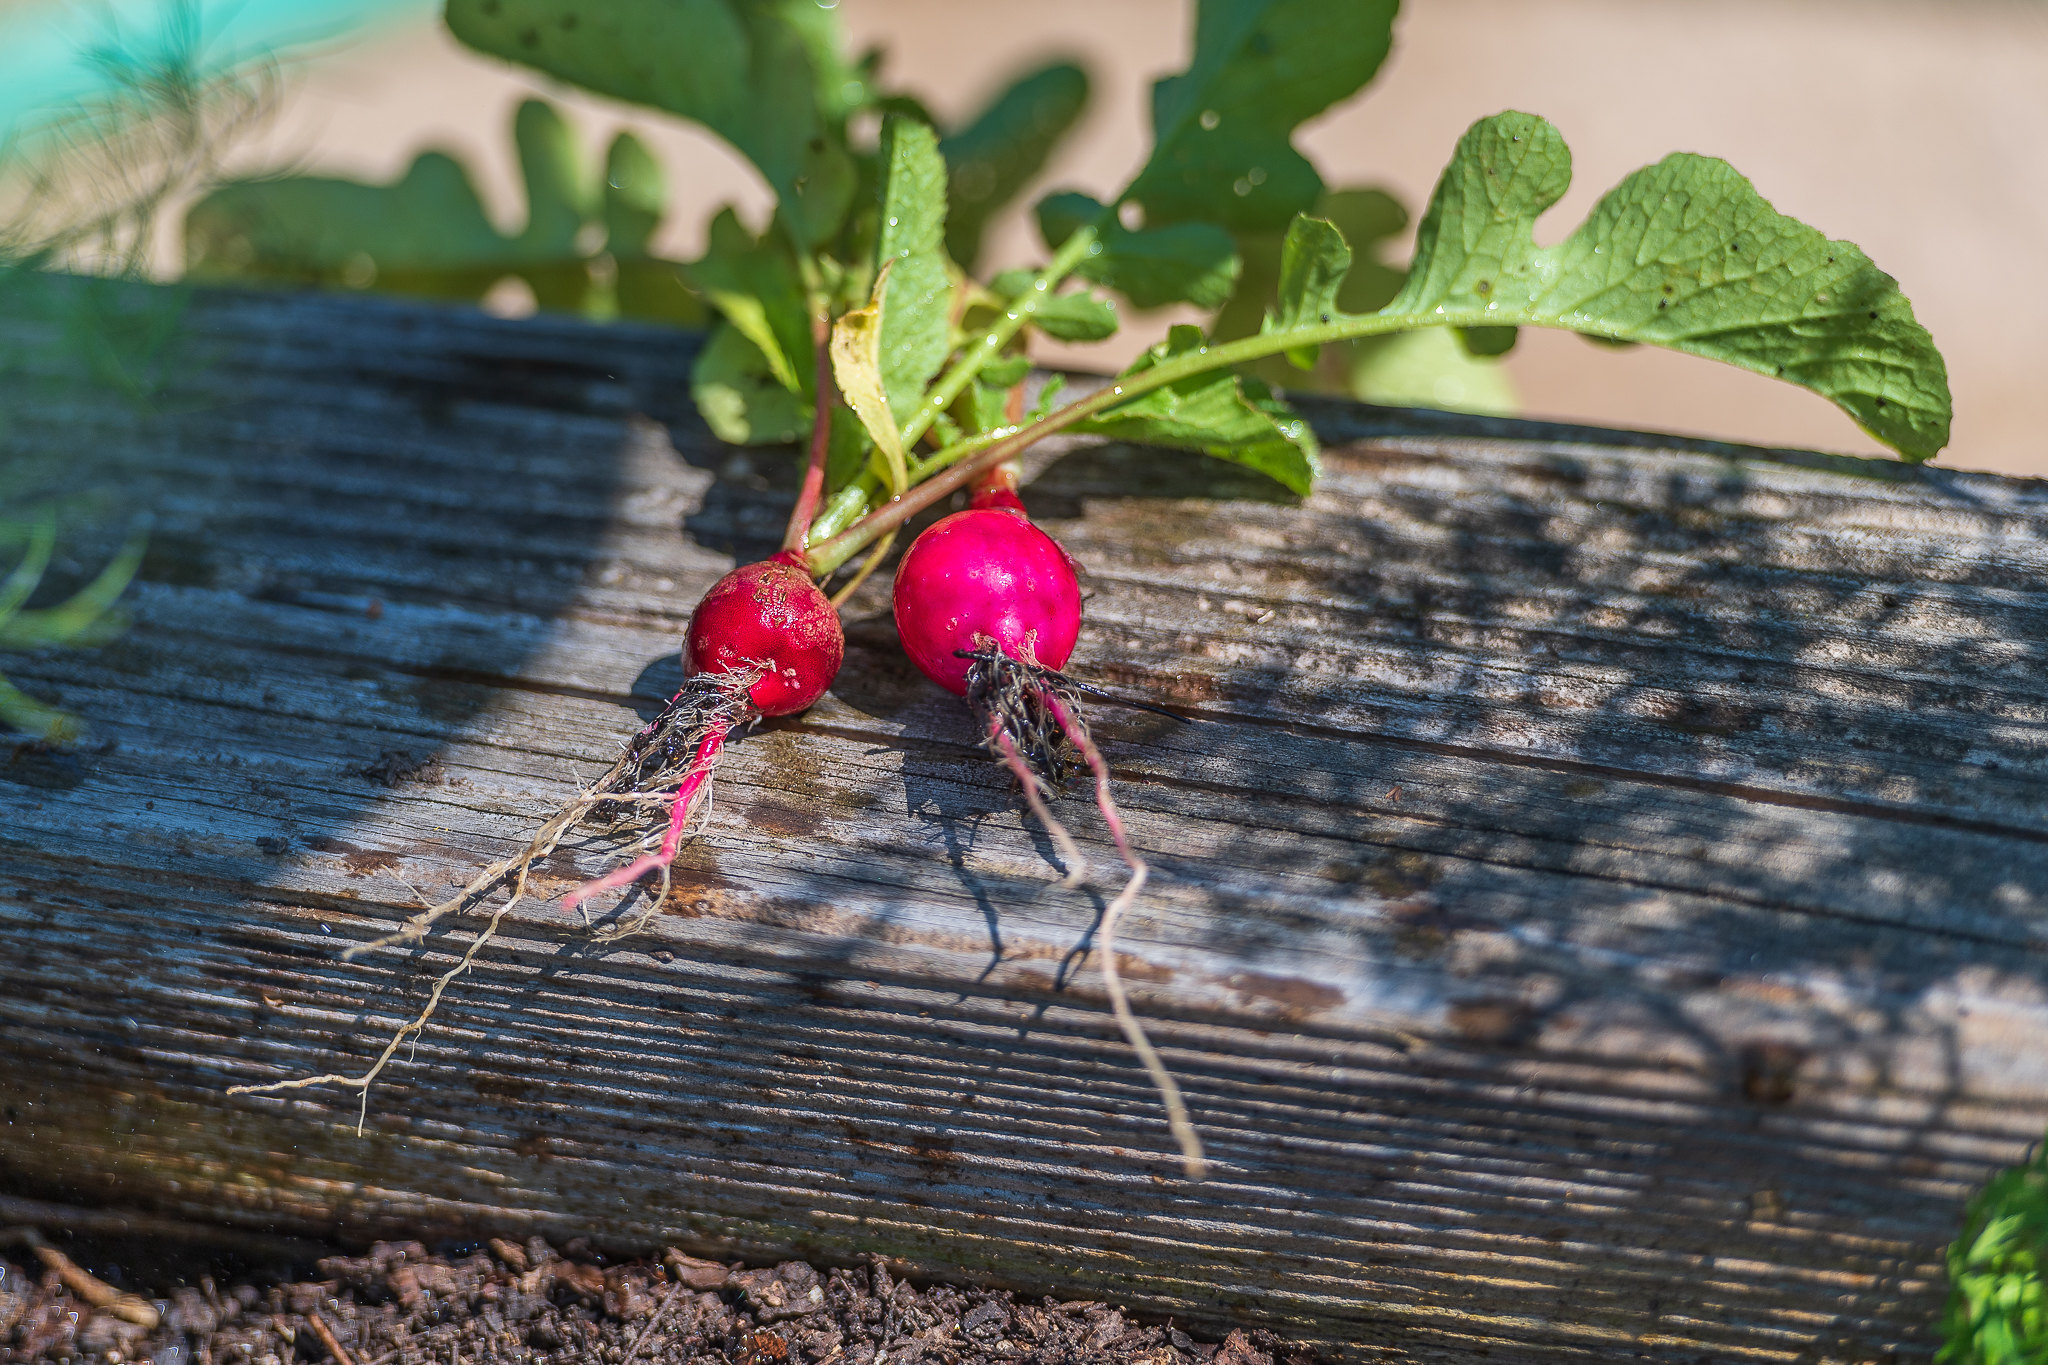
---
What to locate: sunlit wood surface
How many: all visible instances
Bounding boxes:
[4,286,2045,1363]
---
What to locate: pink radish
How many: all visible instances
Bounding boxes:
[892,465,1208,1180]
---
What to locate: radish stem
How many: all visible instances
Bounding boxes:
[806,304,1502,576]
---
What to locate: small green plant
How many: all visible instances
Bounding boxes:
[0,511,146,744]
[0,2,270,743]
[1943,1140,2048,1365]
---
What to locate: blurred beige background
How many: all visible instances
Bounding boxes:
[204,0,2048,476]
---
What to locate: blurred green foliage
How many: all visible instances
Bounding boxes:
[186,99,700,322]
[1943,1141,2048,1365]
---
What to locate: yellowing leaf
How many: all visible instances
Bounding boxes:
[830,273,906,493]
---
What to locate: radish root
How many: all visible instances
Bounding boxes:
[961,644,1207,1179]
[1046,691,1207,1180]
[230,668,763,1124]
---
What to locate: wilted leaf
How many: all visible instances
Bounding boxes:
[830,280,906,491]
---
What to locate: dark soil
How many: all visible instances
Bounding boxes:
[0,1236,1318,1365]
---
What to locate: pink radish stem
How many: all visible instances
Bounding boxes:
[563,715,731,911]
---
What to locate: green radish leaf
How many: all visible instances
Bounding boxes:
[1126,0,1397,232]
[1077,324,1317,494]
[1033,290,1118,341]
[444,0,856,246]
[692,322,806,445]
[873,118,952,430]
[993,270,1120,342]
[1381,111,1950,459]
[830,277,908,491]
[1262,213,1348,368]
[940,62,1090,270]
[184,99,682,318]
[1037,192,1239,309]
[979,355,1032,389]
[689,208,812,396]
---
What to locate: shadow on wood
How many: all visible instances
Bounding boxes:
[4,285,2046,1363]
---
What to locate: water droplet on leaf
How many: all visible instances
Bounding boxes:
[1199,109,1221,131]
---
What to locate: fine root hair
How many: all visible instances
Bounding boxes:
[228,670,760,1124]
[965,644,1207,1179]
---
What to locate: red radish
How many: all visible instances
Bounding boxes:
[892,501,1079,696]
[685,551,845,715]
[892,465,1208,1180]
[559,551,843,914]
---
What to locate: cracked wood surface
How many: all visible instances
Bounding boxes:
[3,286,2046,1363]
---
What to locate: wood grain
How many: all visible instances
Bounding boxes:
[4,285,2045,1363]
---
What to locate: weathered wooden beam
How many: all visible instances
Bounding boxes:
[3,285,2044,1362]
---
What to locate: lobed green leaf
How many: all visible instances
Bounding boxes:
[1078,324,1317,494]
[444,0,856,246]
[1037,192,1239,309]
[940,62,1090,270]
[1126,0,1397,231]
[184,100,697,321]
[1379,111,1950,459]
[185,150,513,299]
